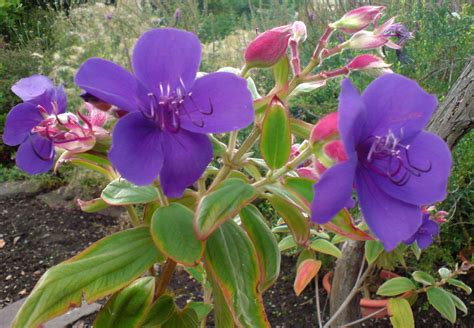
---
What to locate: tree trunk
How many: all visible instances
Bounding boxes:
[328,58,474,327]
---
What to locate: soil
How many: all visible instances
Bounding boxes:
[1,192,473,327]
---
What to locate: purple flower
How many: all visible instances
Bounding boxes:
[403,213,439,249]
[310,74,451,250]
[3,75,67,174]
[75,28,254,197]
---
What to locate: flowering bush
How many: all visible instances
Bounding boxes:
[5,6,471,327]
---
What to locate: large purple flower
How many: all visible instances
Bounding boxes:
[403,213,439,249]
[3,75,67,174]
[310,74,451,250]
[75,28,254,197]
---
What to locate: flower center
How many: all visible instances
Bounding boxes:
[141,82,213,133]
[360,130,431,186]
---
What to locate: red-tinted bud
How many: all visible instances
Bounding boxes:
[347,54,393,76]
[244,25,292,69]
[331,6,386,35]
[323,140,347,162]
[310,112,338,143]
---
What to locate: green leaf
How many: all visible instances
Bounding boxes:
[12,227,162,328]
[377,277,417,296]
[260,98,291,169]
[365,240,384,264]
[273,55,290,88]
[388,298,414,328]
[271,225,289,233]
[446,278,472,294]
[208,273,234,327]
[438,267,451,279]
[268,194,309,245]
[101,179,159,205]
[94,277,155,328]
[447,291,468,314]
[309,239,342,258]
[294,259,321,296]
[240,205,281,291]
[205,220,270,327]
[186,302,212,321]
[209,134,227,157]
[289,118,313,139]
[151,203,204,266]
[141,295,176,328]
[283,177,314,203]
[412,271,436,286]
[427,287,457,323]
[324,209,372,241]
[289,80,326,97]
[162,308,199,328]
[194,178,256,240]
[278,235,297,252]
[77,198,110,213]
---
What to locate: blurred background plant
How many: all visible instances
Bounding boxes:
[1,0,472,276]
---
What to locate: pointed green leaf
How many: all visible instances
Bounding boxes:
[273,56,290,88]
[377,277,416,296]
[309,239,342,258]
[260,98,291,169]
[427,287,457,323]
[194,178,256,240]
[151,203,204,266]
[141,295,176,328]
[365,240,384,264]
[278,235,297,252]
[94,277,155,328]
[205,221,270,327]
[101,179,159,205]
[283,177,314,203]
[77,198,110,213]
[447,291,468,314]
[186,302,212,321]
[208,273,234,327]
[324,209,372,241]
[388,298,414,328]
[290,118,313,139]
[12,227,162,328]
[162,308,199,328]
[240,205,281,291]
[271,225,290,233]
[446,278,472,294]
[268,194,309,245]
[412,271,436,286]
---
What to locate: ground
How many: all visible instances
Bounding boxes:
[1,191,472,327]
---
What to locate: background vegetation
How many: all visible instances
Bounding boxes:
[1,0,472,274]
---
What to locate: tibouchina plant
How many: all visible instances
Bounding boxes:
[5,5,470,328]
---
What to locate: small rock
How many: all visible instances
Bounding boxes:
[13,236,21,245]
[18,289,27,296]
[0,239,5,249]
[5,275,12,280]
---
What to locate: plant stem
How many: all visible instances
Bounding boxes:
[323,263,374,328]
[338,307,387,327]
[126,205,141,226]
[233,125,260,161]
[155,181,169,206]
[315,274,323,328]
[155,258,177,298]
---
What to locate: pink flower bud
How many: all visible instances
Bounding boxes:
[310,112,338,143]
[291,21,307,43]
[323,140,347,162]
[345,30,391,50]
[244,25,292,68]
[347,54,390,71]
[331,6,386,35]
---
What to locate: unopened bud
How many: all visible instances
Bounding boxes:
[347,54,390,71]
[310,112,338,143]
[291,21,307,43]
[331,6,385,35]
[244,25,292,69]
[345,30,392,50]
[323,140,347,162]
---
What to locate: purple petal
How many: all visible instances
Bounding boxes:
[55,85,67,114]
[403,234,416,246]
[180,72,254,133]
[160,130,213,198]
[355,167,422,251]
[108,112,164,185]
[338,79,366,159]
[424,220,439,236]
[16,134,54,174]
[417,234,434,249]
[11,75,54,102]
[3,103,43,146]
[361,74,437,141]
[75,58,148,113]
[371,131,451,205]
[310,160,357,223]
[132,28,201,95]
